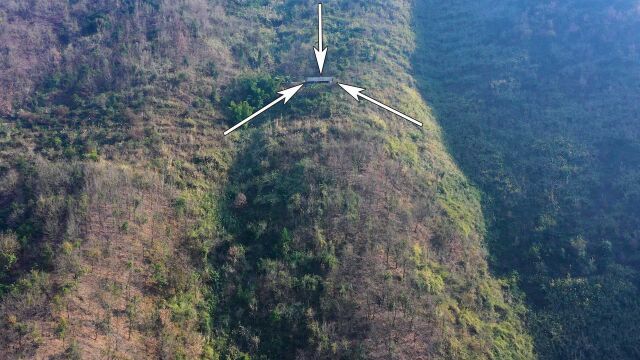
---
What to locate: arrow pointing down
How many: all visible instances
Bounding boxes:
[314,3,327,74]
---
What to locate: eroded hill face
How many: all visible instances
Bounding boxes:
[0,162,205,359]
[1,1,533,359]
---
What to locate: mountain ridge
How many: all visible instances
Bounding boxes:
[4,0,635,358]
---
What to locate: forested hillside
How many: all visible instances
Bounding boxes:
[0,1,534,359]
[413,1,640,359]
[2,0,637,359]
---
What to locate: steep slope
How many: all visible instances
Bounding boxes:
[412,1,640,359]
[0,160,205,359]
[1,1,533,358]
[184,2,533,358]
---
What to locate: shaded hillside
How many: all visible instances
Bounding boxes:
[0,0,534,359]
[412,0,640,358]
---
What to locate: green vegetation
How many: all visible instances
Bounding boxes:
[225,74,284,124]
[413,1,640,358]
[3,0,637,358]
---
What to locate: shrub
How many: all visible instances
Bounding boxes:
[0,232,19,275]
[228,101,254,124]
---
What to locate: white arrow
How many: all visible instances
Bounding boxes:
[338,83,423,127]
[314,3,328,74]
[224,84,304,136]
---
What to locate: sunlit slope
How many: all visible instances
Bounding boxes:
[1,1,533,358]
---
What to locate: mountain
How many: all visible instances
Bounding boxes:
[0,1,637,359]
[413,1,640,359]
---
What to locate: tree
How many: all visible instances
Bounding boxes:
[228,101,254,124]
[0,232,19,280]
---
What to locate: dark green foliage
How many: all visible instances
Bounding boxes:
[81,12,110,37]
[413,0,640,358]
[224,74,285,125]
[203,131,328,359]
[530,268,640,359]
[228,101,254,124]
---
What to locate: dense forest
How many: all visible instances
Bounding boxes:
[413,0,640,359]
[0,0,638,359]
